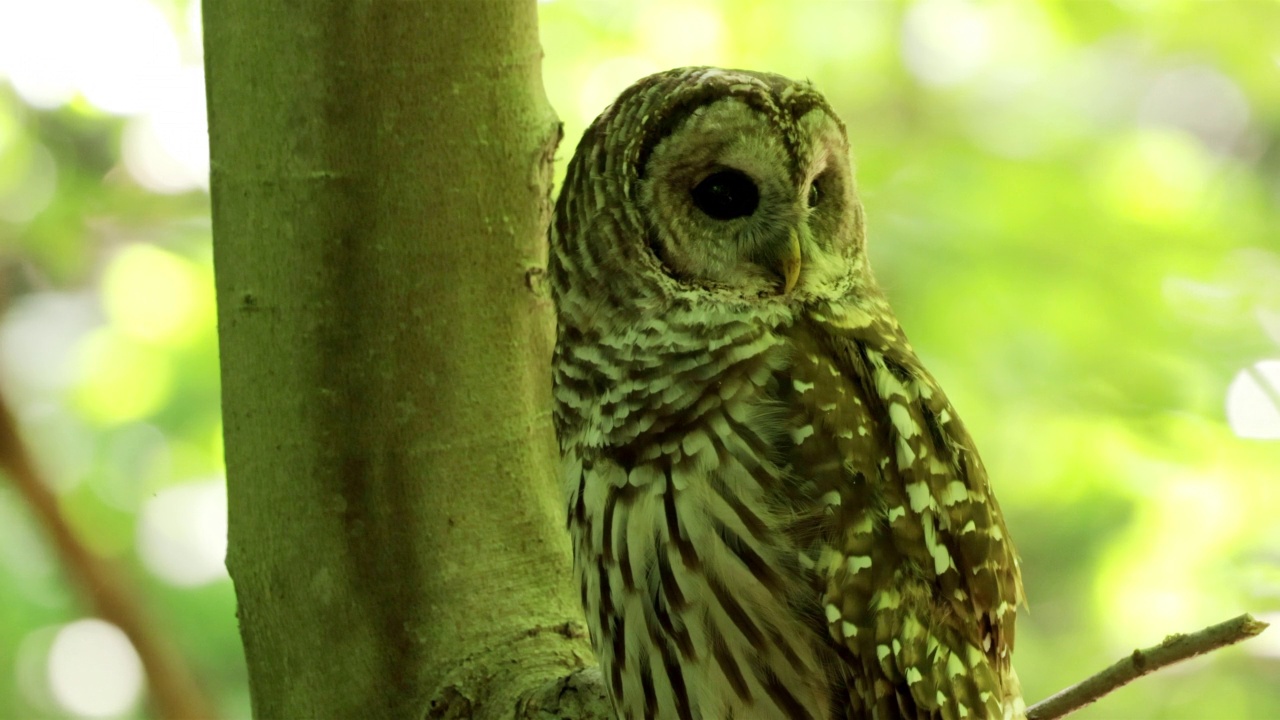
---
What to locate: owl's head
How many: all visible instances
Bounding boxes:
[550,67,868,322]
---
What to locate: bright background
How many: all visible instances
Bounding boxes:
[1,0,1278,718]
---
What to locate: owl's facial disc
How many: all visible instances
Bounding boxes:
[688,168,801,294]
[637,98,810,297]
[636,94,865,300]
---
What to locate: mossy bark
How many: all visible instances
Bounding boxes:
[204,2,605,716]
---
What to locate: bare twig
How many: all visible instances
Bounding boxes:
[0,388,216,719]
[1027,614,1269,720]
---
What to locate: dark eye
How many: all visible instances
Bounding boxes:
[808,181,821,208]
[691,169,759,220]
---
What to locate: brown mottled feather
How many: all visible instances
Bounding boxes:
[785,301,1024,718]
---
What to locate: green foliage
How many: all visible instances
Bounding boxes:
[1,0,1277,717]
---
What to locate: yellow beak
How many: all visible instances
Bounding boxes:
[780,230,801,294]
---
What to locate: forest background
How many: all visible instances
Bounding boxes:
[0,1,1278,718]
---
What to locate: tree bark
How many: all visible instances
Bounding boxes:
[204,2,604,717]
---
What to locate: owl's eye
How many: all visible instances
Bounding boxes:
[691,169,759,220]
[808,181,821,207]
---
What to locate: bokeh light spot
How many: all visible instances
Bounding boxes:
[73,329,173,425]
[1098,129,1214,226]
[639,4,722,66]
[47,619,144,718]
[102,243,214,347]
[1226,360,1280,440]
[1249,612,1280,658]
[0,0,181,114]
[1095,473,1241,647]
[137,478,229,587]
[902,0,992,87]
[1138,64,1250,157]
[0,141,57,223]
[121,65,210,193]
[577,56,660,126]
[0,291,99,394]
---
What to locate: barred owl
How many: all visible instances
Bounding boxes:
[548,67,1025,720]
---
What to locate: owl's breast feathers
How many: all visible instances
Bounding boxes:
[557,305,848,719]
[784,298,1026,720]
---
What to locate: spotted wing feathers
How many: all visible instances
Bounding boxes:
[786,299,1025,720]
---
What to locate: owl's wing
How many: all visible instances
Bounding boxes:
[785,299,1025,720]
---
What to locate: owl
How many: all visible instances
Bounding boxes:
[548,67,1025,720]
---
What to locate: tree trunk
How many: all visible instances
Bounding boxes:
[203,2,606,716]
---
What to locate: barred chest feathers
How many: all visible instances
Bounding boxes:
[557,307,843,720]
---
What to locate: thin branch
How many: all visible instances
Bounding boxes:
[0,387,216,719]
[1027,613,1269,720]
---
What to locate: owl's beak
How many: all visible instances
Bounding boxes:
[780,230,802,294]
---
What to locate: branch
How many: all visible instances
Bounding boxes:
[0,386,216,719]
[1027,613,1269,720]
